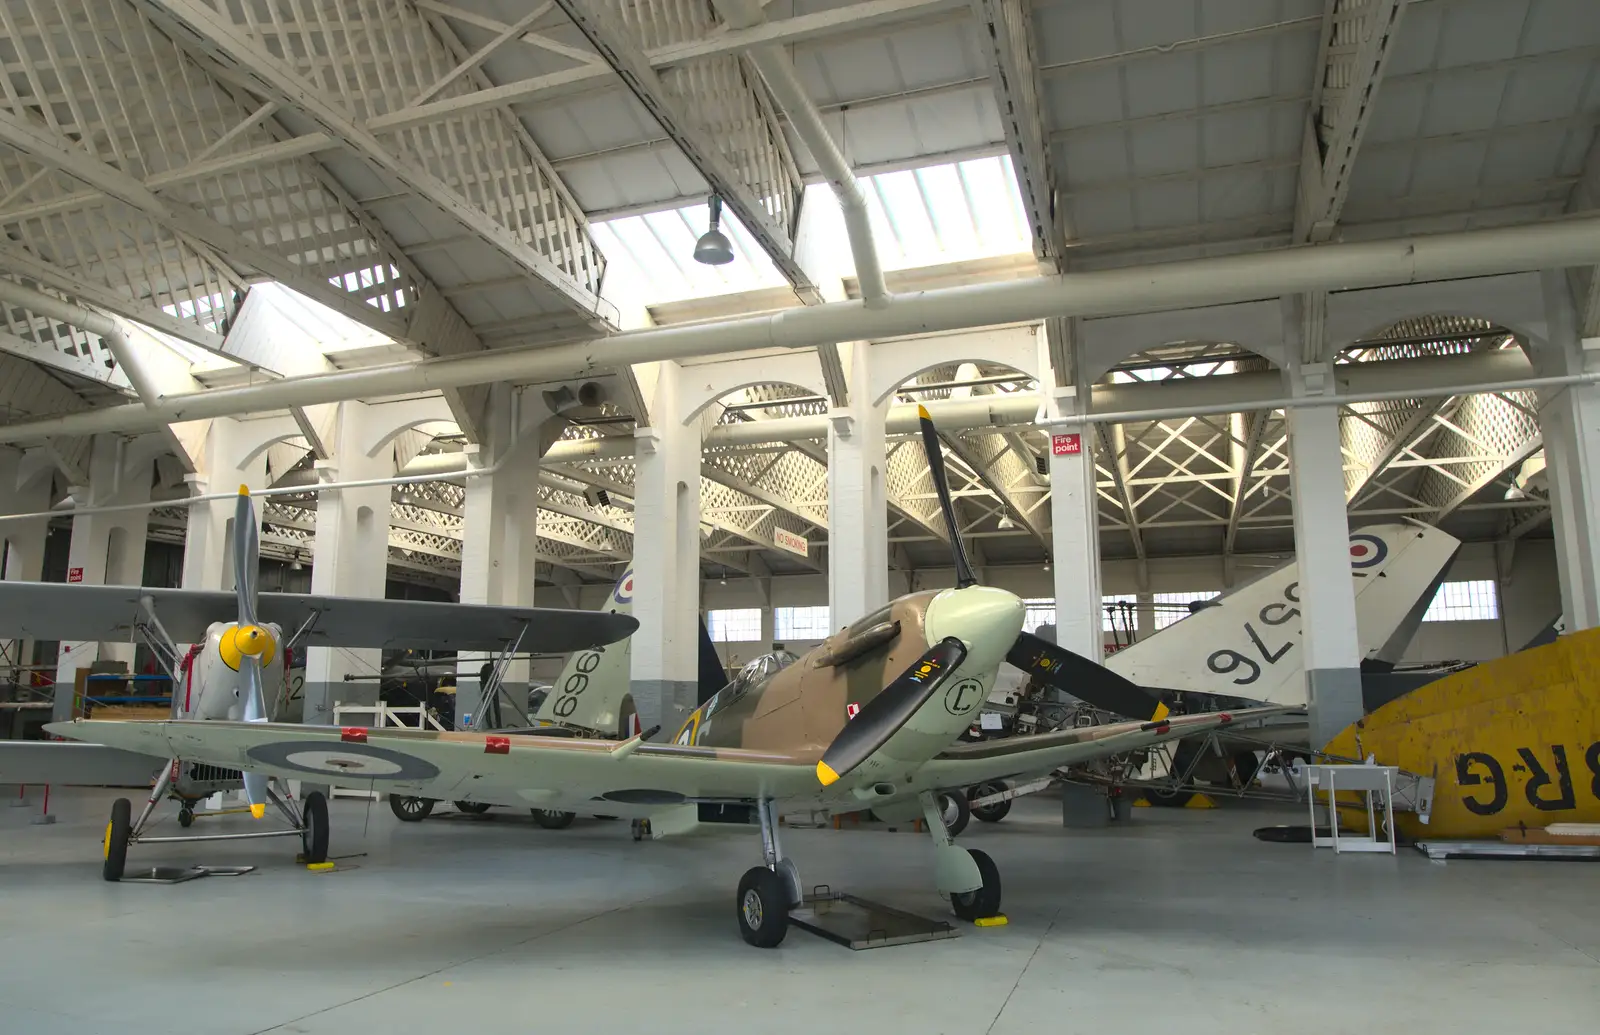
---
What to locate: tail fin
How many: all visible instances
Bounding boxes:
[534,569,637,736]
[1106,523,1459,706]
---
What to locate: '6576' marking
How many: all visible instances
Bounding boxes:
[1205,582,1300,686]
[1456,742,1600,816]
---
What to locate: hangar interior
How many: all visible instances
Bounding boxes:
[2,0,1600,1032]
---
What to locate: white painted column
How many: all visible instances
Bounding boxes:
[828,342,889,627]
[455,387,543,728]
[1286,389,1362,748]
[1,448,52,675]
[629,361,704,734]
[53,435,159,720]
[1046,388,1103,659]
[301,404,392,726]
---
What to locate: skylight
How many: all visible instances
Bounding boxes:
[590,154,1032,307]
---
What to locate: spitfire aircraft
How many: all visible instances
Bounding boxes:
[51,411,1290,947]
[0,488,636,880]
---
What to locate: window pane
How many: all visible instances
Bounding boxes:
[1421,580,1499,622]
[775,605,831,640]
[1021,598,1055,634]
[1101,594,1137,632]
[1152,591,1221,630]
[707,608,762,642]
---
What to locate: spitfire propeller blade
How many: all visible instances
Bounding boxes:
[816,637,967,787]
[1007,630,1170,721]
[233,487,273,818]
[916,406,978,589]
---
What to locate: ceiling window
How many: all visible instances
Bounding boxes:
[1152,591,1221,630]
[1422,581,1499,622]
[774,605,831,641]
[590,201,784,305]
[707,608,762,643]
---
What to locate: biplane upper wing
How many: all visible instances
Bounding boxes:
[0,583,636,653]
[916,705,1299,788]
[45,719,818,806]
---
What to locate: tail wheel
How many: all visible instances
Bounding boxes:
[938,790,971,837]
[532,809,575,830]
[949,848,1002,921]
[969,782,1012,823]
[102,798,132,882]
[389,795,434,823]
[301,791,330,864]
[454,801,492,815]
[736,866,791,948]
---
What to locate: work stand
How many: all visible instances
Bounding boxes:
[787,886,959,950]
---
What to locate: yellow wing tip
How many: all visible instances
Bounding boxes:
[238,484,251,497]
[249,803,266,819]
[916,404,932,421]
[816,761,840,787]
[1152,701,1170,722]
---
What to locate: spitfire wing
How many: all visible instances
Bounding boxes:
[0,583,636,653]
[916,705,1298,788]
[47,719,815,806]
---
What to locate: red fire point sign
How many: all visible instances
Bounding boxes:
[67,567,84,583]
[1051,433,1082,456]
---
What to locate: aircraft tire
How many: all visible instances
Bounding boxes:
[102,798,132,882]
[969,782,1012,823]
[389,795,435,822]
[455,801,492,815]
[950,848,1002,922]
[177,806,195,829]
[532,809,575,829]
[736,866,791,948]
[1232,750,1262,787]
[1145,787,1195,808]
[939,790,971,837]
[301,791,330,864]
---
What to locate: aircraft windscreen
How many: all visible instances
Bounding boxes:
[703,650,800,720]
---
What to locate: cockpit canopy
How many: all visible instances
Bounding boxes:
[702,650,800,721]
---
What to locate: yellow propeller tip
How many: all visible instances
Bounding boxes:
[238,484,250,496]
[816,761,840,787]
[1152,701,1171,722]
[249,803,266,819]
[916,404,932,420]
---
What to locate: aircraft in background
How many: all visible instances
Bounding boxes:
[0,488,636,880]
[52,409,1293,947]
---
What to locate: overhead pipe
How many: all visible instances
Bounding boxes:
[3,215,1600,446]
[713,0,890,306]
[0,278,169,408]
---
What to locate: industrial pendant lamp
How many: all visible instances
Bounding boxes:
[693,195,735,266]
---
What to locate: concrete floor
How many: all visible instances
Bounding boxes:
[3,788,1598,1034]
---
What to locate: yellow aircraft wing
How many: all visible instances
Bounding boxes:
[46,719,817,808]
[916,705,1298,788]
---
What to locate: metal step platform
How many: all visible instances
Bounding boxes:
[1415,841,1600,861]
[788,888,959,950]
[118,865,257,884]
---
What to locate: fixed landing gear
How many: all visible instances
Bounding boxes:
[920,791,1002,923]
[454,800,492,815]
[532,809,575,829]
[937,789,971,836]
[390,795,435,822]
[736,799,801,948]
[102,764,326,880]
[968,781,1012,823]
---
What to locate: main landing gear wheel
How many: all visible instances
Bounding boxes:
[969,781,1012,823]
[389,795,435,823]
[938,789,971,837]
[300,791,330,865]
[454,800,492,815]
[736,866,791,948]
[102,797,132,882]
[949,848,1001,922]
[532,809,575,829]
[1148,742,1199,808]
[177,806,196,829]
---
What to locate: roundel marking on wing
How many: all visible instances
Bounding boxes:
[246,741,441,781]
[1348,533,1388,569]
[614,569,635,605]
